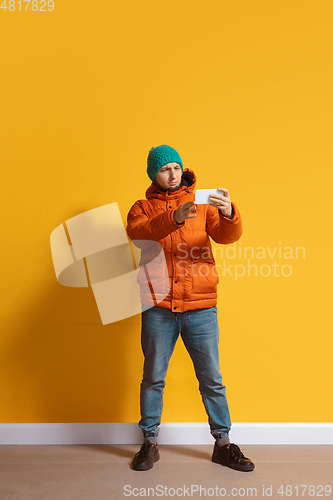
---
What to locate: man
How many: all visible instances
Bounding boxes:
[126,145,254,472]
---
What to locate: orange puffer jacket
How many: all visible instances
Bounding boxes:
[126,169,243,312]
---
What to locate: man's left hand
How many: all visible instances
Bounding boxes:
[209,188,232,217]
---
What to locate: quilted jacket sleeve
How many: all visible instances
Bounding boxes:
[126,200,184,245]
[206,202,243,244]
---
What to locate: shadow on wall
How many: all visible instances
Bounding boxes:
[0,205,144,429]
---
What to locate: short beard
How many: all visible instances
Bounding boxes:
[155,181,181,192]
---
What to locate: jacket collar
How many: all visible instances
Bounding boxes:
[145,169,197,201]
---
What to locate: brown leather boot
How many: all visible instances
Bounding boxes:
[131,439,160,471]
[212,443,255,472]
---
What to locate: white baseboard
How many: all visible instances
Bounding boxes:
[0,422,332,445]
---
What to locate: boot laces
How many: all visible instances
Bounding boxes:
[136,440,154,459]
[228,443,245,461]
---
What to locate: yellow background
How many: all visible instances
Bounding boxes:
[0,0,332,424]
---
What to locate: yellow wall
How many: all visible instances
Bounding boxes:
[1,0,332,424]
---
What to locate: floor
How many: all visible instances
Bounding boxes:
[0,444,332,499]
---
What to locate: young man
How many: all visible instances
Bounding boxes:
[126,145,254,472]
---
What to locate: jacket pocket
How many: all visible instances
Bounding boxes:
[137,257,170,301]
[190,259,219,296]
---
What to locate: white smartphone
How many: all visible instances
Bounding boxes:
[195,189,221,204]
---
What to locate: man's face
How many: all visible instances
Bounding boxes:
[155,162,182,192]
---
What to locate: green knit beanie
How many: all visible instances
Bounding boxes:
[147,145,184,182]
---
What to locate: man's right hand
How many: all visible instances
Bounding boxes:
[174,202,197,224]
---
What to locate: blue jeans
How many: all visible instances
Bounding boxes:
[139,306,231,439]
